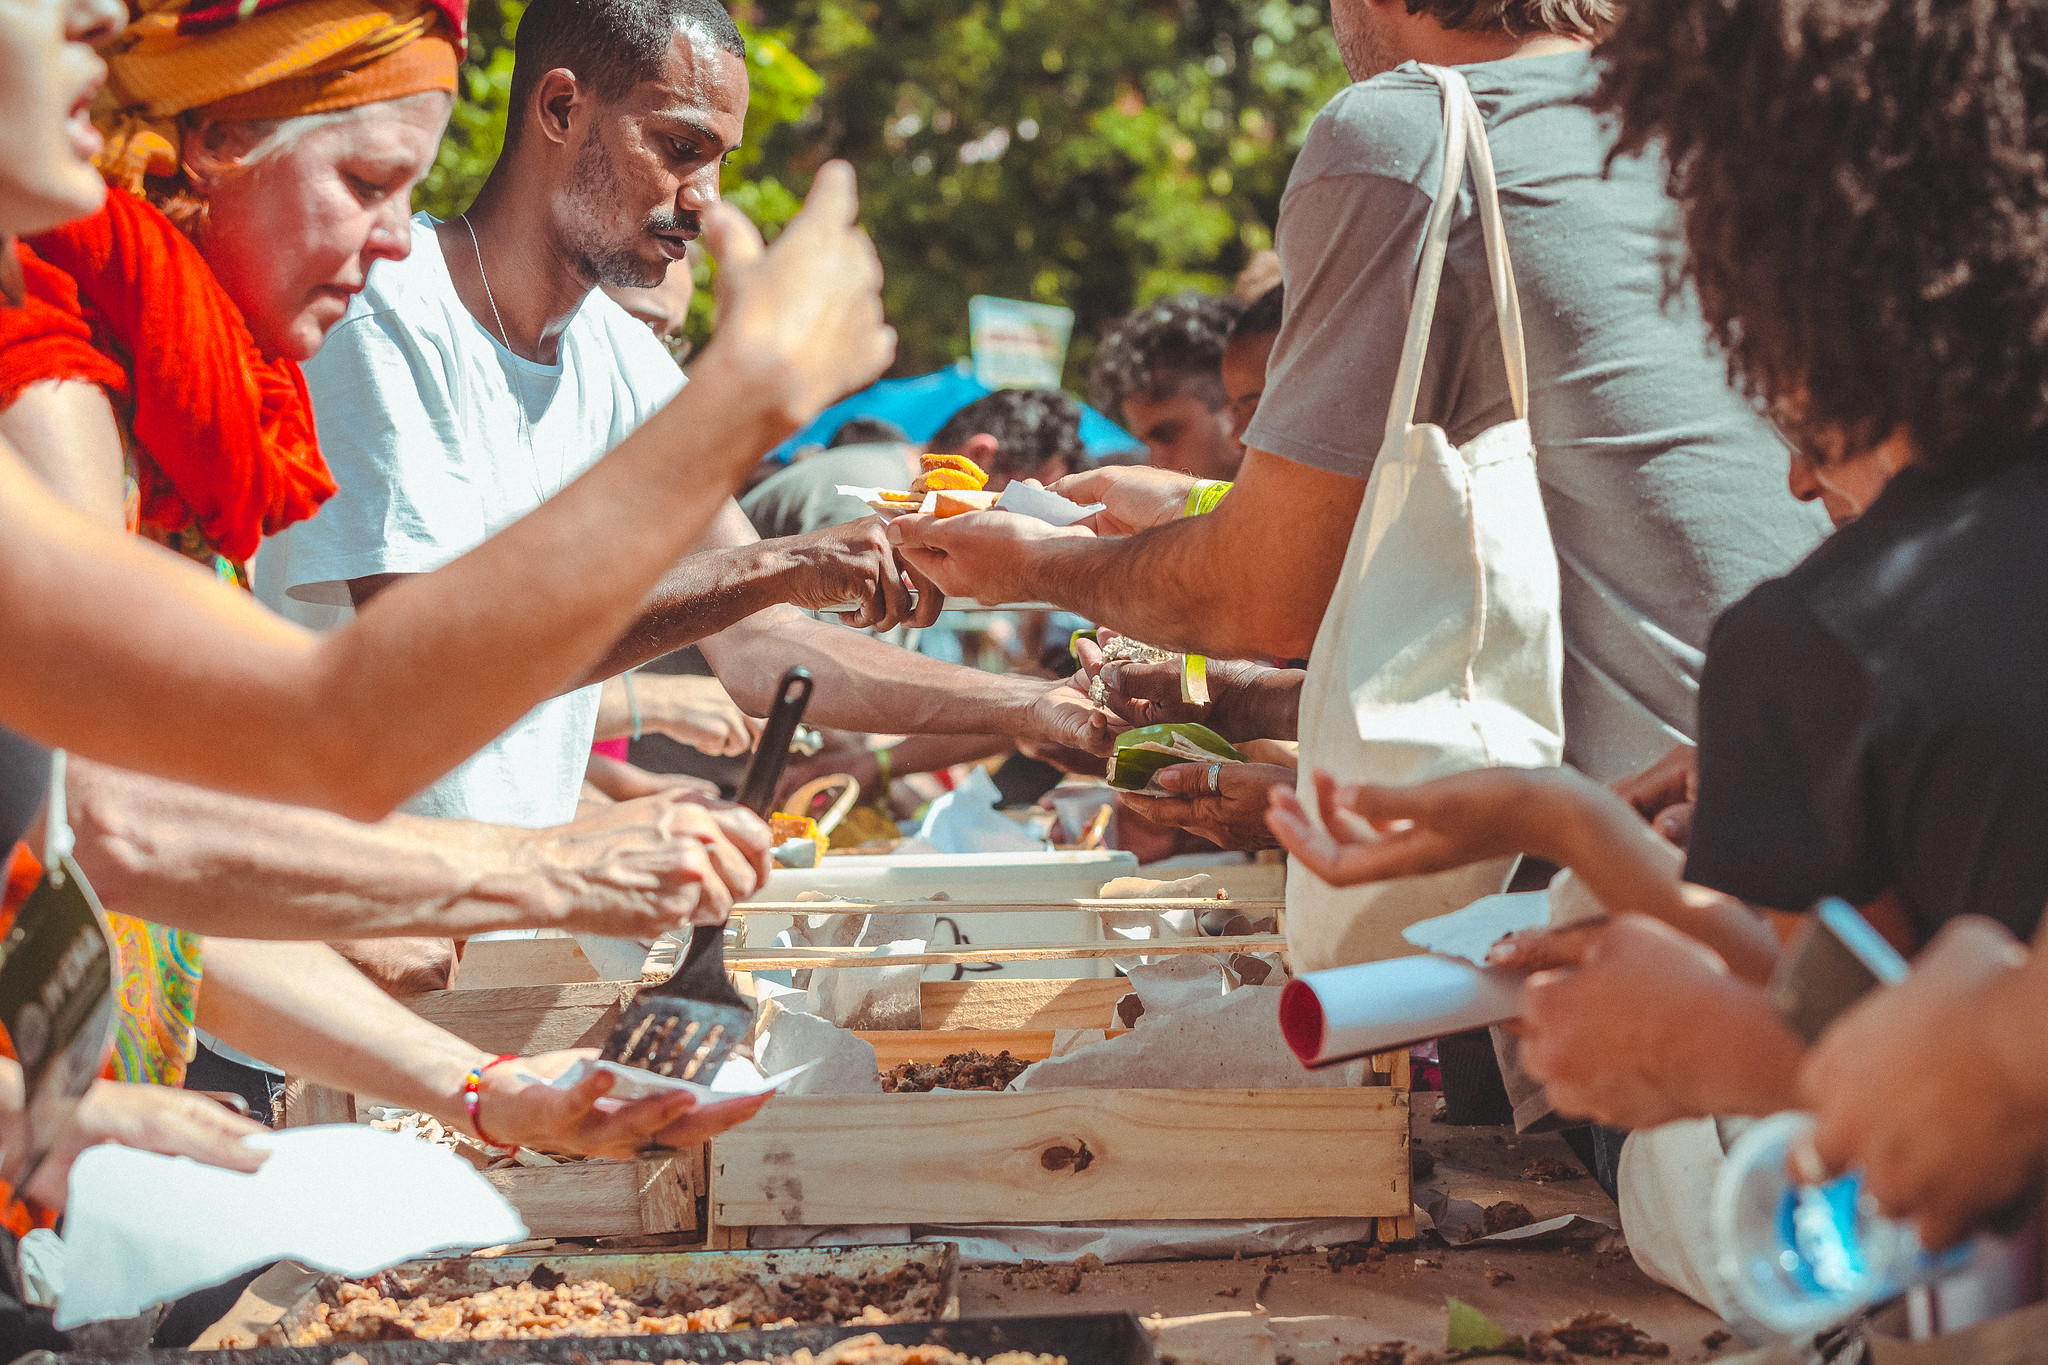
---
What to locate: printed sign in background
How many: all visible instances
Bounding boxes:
[969,296,1075,391]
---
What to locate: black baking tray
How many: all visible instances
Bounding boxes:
[32,1312,1157,1365]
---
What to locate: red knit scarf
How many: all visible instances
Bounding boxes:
[0,188,334,565]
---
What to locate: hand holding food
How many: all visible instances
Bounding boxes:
[1119,759,1295,851]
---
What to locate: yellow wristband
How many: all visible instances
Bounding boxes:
[1184,480,1232,516]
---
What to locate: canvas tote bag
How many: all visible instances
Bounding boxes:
[1287,65,1567,972]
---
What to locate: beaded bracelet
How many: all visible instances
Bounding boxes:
[463,1054,522,1152]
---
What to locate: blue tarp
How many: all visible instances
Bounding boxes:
[765,361,1141,465]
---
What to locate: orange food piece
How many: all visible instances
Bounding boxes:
[921,452,989,486]
[933,490,1000,517]
[913,467,983,493]
[770,814,819,843]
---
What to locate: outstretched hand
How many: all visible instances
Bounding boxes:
[1268,766,1568,888]
[478,1051,771,1160]
[887,510,1091,606]
[701,162,895,432]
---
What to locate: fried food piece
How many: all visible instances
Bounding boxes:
[1526,1310,1670,1358]
[921,452,988,484]
[907,452,990,498]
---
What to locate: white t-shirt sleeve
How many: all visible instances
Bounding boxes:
[281,303,486,603]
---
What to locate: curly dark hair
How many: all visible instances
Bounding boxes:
[1596,0,2048,472]
[928,389,1087,481]
[1087,293,1243,423]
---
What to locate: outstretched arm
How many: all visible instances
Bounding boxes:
[198,939,767,1158]
[0,166,891,821]
[701,603,1119,756]
[54,760,769,942]
[1271,765,1782,982]
[887,450,1362,660]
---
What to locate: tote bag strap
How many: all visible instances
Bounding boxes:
[1381,64,1532,450]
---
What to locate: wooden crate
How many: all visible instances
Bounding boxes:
[482,1154,699,1239]
[704,973,1414,1249]
[708,1086,1408,1228]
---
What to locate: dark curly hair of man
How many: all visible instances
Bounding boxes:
[1596,0,2048,472]
[928,388,1087,482]
[1087,293,1243,425]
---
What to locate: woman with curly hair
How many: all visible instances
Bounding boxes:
[1271,0,2048,1342]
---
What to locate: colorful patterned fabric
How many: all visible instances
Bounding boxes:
[97,0,465,194]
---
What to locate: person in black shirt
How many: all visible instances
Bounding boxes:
[1270,0,2048,1321]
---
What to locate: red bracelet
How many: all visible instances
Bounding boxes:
[463,1054,522,1152]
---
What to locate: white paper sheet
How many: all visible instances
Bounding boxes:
[993,481,1104,526]
[547,1057,817,1102]
[56,1126,527,1328]
[1282,954,1524,1067]
[1400,890,1552,965]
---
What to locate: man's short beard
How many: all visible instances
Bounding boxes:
[560,130,678,289]
[1331,0,1401,81]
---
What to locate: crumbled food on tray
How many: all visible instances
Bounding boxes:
[265,1263,944,1344]
[1520,1157,1581,1183]
[714,1337,1064,1365]
[1482,1200,1536,1235]
[880,1050,1030,1093]
[1526,1310,1670,1358]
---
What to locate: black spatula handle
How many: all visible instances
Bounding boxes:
[737,668,814,818]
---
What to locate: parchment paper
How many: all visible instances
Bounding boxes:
[55,1126,526,1328]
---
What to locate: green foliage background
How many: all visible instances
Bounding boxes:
[415,0,1348,389]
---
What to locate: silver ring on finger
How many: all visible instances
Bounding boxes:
[1207,763,1222,795]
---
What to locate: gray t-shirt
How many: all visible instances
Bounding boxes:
[740,442,921,540]
[1246,50,1830,780]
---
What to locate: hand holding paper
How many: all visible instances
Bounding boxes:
[481,1049,777,1158]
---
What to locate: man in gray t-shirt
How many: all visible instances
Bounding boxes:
[1250,48,1828,778]
[891,45,1825,784]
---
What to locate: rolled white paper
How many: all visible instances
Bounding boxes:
[1280,954,1524,1068]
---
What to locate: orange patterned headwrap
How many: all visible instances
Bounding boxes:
[95,0,466,193]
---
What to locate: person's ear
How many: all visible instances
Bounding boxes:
[532,68,585,149]
[958,433,1000,467]
[181,118,264,193]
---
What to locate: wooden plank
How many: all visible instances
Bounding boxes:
[278,1078,354,1127]
[483,1156,695,1239]
[858,1029,1131,1069]
[920,977,1131,1031]
[712,1088,1408,1226]
[401,980,641,1055]
[455,938,600,990]
[729,934,1286,971]
[732,898,1283,917]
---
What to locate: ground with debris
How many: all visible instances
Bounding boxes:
[954,1104,1732,1365]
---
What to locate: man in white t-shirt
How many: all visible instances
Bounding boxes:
[264,0,1111,836]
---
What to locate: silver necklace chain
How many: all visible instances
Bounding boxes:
[460,212,556,507]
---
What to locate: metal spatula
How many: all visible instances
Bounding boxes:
[599,667,814,1079]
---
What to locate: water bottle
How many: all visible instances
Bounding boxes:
[1712,1111,1983,1336]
